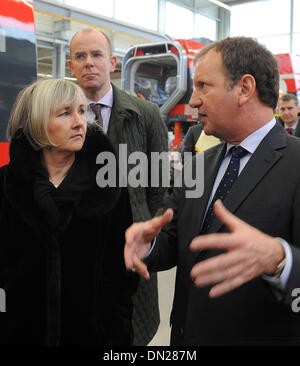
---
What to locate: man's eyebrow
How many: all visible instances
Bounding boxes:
[74,50,102,55]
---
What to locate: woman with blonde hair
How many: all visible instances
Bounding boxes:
[0,79,137,346]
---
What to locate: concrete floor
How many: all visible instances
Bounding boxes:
[148,268,176,346]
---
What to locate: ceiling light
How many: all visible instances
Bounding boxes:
[208,0,231,11]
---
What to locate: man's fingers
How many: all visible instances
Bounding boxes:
[124,241,135,270]
[190,252,252,299]
[124,242,150,279]
[191,251,241,279]
[132,254,150,280]
[191,252,248,288]
[190,201,249,252]
[151,208,174,231]
[126,209,173,247]
[213,199,244,232]
[208,276,246,298]
[190,232,234,251]
[139,209,174,243]
[124,209,173,277]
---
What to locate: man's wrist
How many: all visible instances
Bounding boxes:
[265,239,286,276]
[272,256,287,277]
[262,237,292,290]
[266,239,286,277]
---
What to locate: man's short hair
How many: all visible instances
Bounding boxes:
[279,93,299,105]
[69,29,113,56]
[194,37,279,110]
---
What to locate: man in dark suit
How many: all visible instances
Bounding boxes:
[182,123,204,156]
[68,29,168,345]
[182,122,221,163]
[278,93,300,136]
[124,37,300,345]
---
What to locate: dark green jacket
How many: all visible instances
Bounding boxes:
[108,84,168,345]
[108,84,168,222]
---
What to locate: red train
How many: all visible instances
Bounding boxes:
[0,0,37,167]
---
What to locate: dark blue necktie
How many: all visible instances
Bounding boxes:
[201,145,248,234]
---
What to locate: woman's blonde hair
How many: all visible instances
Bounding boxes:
[7,78,87,149]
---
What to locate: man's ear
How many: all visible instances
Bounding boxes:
[238,74,256,107]
[110,55,117,73]
[67,59,74,75]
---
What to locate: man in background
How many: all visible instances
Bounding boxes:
[278,93,300,136]
[68,28,168,345]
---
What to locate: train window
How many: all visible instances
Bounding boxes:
[133,60,177,107]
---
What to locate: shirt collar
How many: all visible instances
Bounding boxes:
[284,120,298,130]
[226,118,276,155]
[87,85,113,108]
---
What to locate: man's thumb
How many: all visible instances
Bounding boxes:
[152,208,174,230]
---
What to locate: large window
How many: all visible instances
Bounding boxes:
[293,0,300,54]
[230,0,299,55]
[165,1,216,40]
[65,0,114,18]
[114,0,158,30]
[293,0,300,32]
[65,0,158,31]
[293,34,300,55]
[49,0,217,41]
[194,13,216,41]
[165,2,194,39]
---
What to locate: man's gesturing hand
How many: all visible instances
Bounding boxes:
[190,200,285,298]
[124,209,173,280]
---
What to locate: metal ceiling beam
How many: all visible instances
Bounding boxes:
[226,0,267,5]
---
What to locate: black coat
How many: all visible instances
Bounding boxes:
[0,128,138,346]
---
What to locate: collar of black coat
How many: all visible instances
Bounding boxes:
[5,127,120,220]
